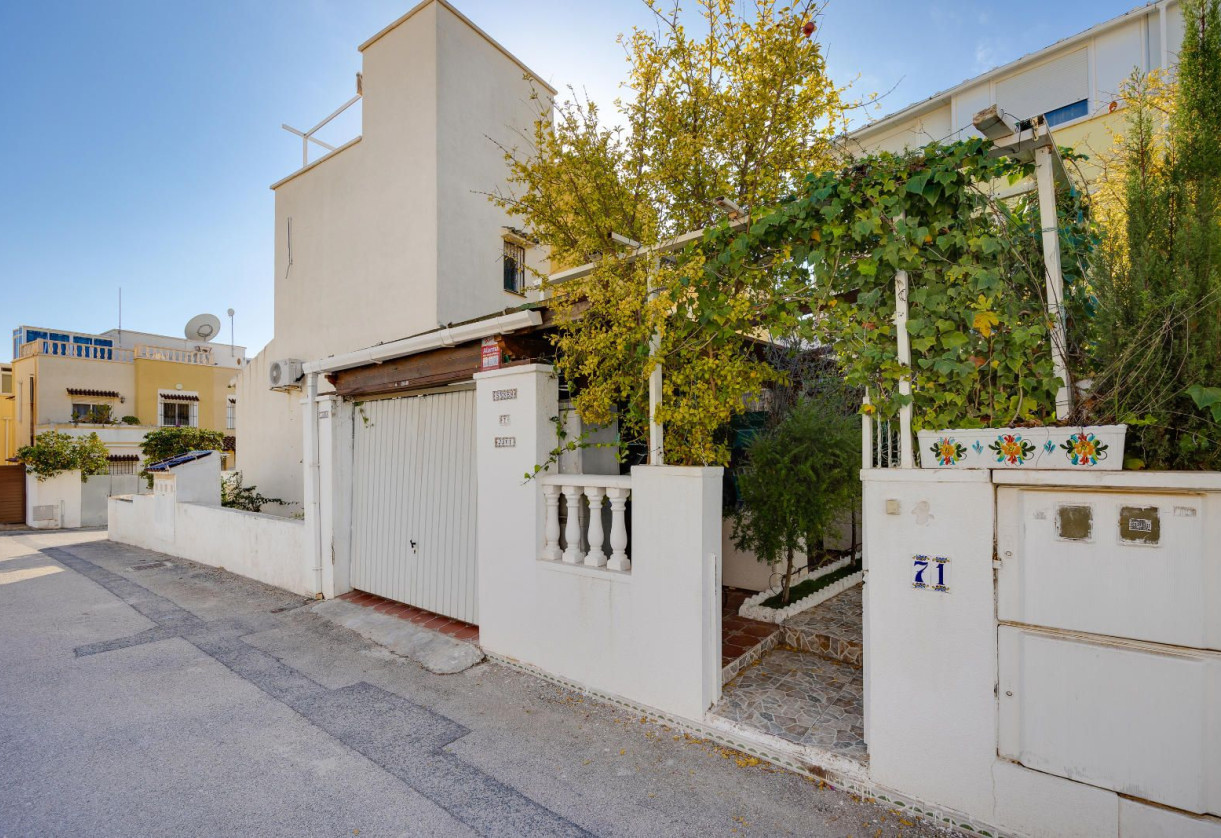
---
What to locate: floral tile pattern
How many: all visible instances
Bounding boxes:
[780,585,863,667]
[714,648,867,763]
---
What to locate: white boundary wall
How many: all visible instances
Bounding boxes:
[109,453,308,596]
[26,470,82,529]
[862,468,1221,838]
[474,364,723,719]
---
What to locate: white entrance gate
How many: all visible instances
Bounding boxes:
[350,389,478,624]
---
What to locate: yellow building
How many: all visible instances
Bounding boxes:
[9,325,245,469]
[0,363,16,461]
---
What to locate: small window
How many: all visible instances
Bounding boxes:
[1,372,10,394]
[161,401,195,427]
[226,401,236,430]
[1044,99,1088,127]
[503,240,526,294]
[72,403,112,423]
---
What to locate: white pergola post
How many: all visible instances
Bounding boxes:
[974,105,1073,421]
[1034,145,1072,421]
[894,222,915,469]
[647,255,664,465]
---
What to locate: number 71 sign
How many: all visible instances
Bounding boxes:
[912,555,950,593]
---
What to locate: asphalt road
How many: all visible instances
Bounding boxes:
[0,530,942,838]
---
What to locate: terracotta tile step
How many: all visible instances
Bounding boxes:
[339,589,479,646]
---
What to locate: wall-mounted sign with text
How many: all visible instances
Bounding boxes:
[481,336,501,370]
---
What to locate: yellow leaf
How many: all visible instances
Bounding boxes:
[973,310,999,337]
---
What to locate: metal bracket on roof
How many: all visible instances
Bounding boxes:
[973,106,1069,188]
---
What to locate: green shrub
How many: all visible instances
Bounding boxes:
[120,415,142,425]
[221,472,283,513]
[16,431,109,482]
[1086,0,1221,469]
[140,427,224,485]
[730,396,860,606]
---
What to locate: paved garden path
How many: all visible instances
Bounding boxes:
[0,531,941,837]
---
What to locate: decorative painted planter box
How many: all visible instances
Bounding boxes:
[917,424,1126,470]
[739,554,863,624]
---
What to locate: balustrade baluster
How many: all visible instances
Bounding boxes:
[583,487,607,567]
[561,485,585,564]
[606,487,630,571]
[541,484,562,561]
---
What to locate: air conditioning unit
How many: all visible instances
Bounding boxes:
[268,358,304,390]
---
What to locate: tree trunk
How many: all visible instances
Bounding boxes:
[781,546,794,606]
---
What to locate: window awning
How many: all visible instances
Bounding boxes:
[159,392,200,402]
[106,454,140,462]
[66,388,120,398]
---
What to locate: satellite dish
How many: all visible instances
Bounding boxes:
[185,313,221,342]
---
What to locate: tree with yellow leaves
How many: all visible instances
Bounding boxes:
[494,0,850,466]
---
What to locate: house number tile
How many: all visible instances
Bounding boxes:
[912,555,950,593]
[495,436,516,448]
[492,388,518,402]
[498,414,512,426]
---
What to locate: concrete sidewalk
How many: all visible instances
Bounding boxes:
[0,530,942,837]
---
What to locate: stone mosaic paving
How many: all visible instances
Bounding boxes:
[714,583,866,762]
[715,649,866,761]
[781,584,863,667]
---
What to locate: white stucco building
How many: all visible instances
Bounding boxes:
[237,0,554,506]
[850,0,1182,185]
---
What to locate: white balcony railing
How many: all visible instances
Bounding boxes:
[134,345,213,365]
[18,340,217,367]
[539,473,631,572]
[20,340,134,362]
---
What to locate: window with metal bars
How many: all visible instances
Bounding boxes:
[503,240,526,294]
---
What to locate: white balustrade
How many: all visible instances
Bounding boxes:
[540,474,631,572]
[20,340,133,363]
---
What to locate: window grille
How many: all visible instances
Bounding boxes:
[161,401,195,427]
[503,240,526,294]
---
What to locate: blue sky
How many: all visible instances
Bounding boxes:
[0,0,1138,360]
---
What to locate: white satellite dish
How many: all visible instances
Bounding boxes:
[185,313,221,342]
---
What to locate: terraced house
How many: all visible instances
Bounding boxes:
[5,324,246,523]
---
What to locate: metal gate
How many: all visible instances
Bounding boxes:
[0,465,25,524]
[350,389,478,624]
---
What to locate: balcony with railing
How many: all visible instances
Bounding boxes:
[538,473,631,572]
[18,340,219,367]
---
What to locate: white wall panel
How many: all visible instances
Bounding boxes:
[997,488,1219,651]
[999,625,1221,816]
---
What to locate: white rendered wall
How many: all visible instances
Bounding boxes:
[25,470,82,529]
[862,467,1221,838]
[109,493,308,596]
[475,364,724,719]
[237,2,551,507]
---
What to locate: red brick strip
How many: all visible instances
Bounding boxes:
[336,590,479,644]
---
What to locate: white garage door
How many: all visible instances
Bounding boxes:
[350,389,478,624]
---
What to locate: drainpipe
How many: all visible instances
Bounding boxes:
[305,371,324,597]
